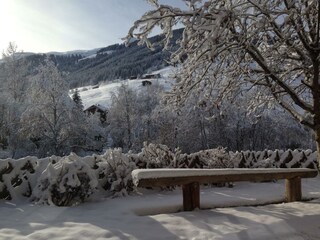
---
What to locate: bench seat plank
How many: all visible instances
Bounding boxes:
[132,168,318,188]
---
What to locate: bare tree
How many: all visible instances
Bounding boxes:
[127,0,320,166]
[108,84,138,151]
[20,58,88,156]
[108,83,164,152]
[2,42,28,102]
[1,42,28,157]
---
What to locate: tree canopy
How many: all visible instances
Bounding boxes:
[127,0,320,164]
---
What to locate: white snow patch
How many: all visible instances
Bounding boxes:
[71,67,175,109]
[77,50,114,61]
[78,53,97,61]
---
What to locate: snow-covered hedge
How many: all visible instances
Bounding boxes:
[232,149,318,169]
[0,145,318,206]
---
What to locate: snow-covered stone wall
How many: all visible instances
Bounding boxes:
[0,144,318,206]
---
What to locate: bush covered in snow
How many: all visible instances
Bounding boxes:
[134,143,233,169]
[188,147,233,169]
[0,156,53,200]
[136,142,181,168]
[32,154,98,206]
[96,148,136,197]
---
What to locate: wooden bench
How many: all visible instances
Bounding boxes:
[132,168,318,211]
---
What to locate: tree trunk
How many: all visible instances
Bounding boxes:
[314,128,320,169]
[125,97,132,150]
[311,54,320,169]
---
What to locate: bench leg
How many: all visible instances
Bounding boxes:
[182,182,200,211]
[285,177,302,202]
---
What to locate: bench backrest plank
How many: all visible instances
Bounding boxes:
[132,168,318,188]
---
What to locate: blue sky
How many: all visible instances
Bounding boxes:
[0,0,185,53]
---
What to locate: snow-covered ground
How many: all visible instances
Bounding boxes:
[73,66,175,109]
[1,176,319,240]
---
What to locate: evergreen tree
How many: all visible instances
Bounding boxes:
[72,89,84,111]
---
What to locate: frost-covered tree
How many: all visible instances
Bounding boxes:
[108,83,163,152]
[2,42,28,102]
[1,42,29,157]
[85,113,107,152]
[136,83,164,144]
[151,91,310,153]
[20,58,89,156]
[127,0,320,166]
[72,88,84,111]
[152,104,181,149]
[108,84,139,151]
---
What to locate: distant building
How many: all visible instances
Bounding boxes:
[142,73,161,79]
[129,76,137,80]
[84,104,108,123]
[142,80,152,86]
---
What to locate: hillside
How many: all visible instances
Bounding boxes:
[4,29,182,89]
[74,67,175,109]
[66,29,182,88]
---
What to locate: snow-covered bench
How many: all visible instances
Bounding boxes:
[132,168,318,211]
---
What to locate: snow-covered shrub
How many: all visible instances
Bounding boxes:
[138,142,178,168]
[252,158,276,168]
[0,159,14,200]
[230,151,246,168]
[97,148,136,197]
[194,147,233,169]
[32,154,98,206]
[0,156,41,200]
[136,143,234,169]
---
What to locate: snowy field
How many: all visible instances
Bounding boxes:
[73,67,175,109]
[1,176,319,240]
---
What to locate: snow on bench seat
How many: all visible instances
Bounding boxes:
[132,168,318,211]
